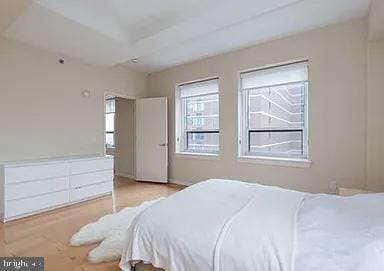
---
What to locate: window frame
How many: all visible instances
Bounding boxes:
[175,77,220,156]
[105,97,116,149]
[238,60,310,163]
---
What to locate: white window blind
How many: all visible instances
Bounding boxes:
[179,79,219,98]
[241,61,308,89]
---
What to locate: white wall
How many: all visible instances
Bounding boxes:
[367,39,384,191]
[0,37,147,162]
[148,19,368,193]
[366,0,384,192]
[114,98,135,178]
[368,0,384,41]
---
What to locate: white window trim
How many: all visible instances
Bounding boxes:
[174,152,219,160]
[237,60,310,165]
[175,76,220,157]
[238,155,312,168]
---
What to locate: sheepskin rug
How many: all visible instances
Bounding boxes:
[70,198,163,263]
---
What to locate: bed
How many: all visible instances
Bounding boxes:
[120,179,384,271]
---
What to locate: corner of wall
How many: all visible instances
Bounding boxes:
[364,15,370,191]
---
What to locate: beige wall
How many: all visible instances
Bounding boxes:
[0,37,147,163]
[367,39,384,191]
[2,17,381,193]
[148,19,368,193]
[114,98,135,178]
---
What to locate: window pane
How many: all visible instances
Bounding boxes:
[105,99,115,113]
[187,132,219,152]
[185,94,219,130]
[106,133,114,147]
[178,79,220,154]
[105,113,114,132]
[248,82,305,130]
[249,131,303,157]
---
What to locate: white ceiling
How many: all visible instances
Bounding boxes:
[2,0,372,72]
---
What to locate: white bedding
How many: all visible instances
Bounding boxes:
[119,179,304,271]
[294,193,384,271]
[119,179,384,271]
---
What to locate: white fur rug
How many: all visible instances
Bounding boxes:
[70,198,163,263]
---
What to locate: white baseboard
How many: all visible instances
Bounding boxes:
[115,172,135,179]
[114,175,195,186]
[168,179,196,186]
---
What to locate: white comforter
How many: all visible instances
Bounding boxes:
[119,179,384,271]
[119,179,305,271]
[294,193,384,271]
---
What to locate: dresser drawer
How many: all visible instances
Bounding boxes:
[5,191,70,219]
[70,159,113,175]
[5,163,69,184]
[5,177,70,201]
[71,181,112,202]
[71,170,113,188]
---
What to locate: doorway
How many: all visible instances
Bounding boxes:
[104,94,169,184]
[104,93,136,181]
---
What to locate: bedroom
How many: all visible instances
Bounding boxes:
[0,0,383,270]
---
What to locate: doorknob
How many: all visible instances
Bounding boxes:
[159,143,168,147]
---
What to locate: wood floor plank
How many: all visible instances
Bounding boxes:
[0,177,184,271]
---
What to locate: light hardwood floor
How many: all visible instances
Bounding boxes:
[0,177,184,271]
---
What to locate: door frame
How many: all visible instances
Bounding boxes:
[103,91,136,177]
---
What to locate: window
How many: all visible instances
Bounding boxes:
[105,98,115,148]
[176,78,219,154]
[239,61,308,160]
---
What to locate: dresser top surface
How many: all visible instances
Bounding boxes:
[1,154,113,168]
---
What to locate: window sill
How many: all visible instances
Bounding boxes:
[174,152,219,160]
[238,155,312,168]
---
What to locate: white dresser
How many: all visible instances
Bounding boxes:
[0,155,114,222]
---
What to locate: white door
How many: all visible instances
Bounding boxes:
[136,97,168,183]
